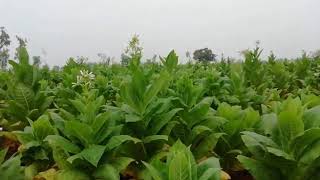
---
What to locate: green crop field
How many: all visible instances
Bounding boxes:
[1,44,320,180]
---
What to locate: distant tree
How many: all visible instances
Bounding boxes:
[98,53,113,66]
[76,56,88,64]
[32,56,41,67]
[0,27,11,69]
[240,41,261,58]
[122,34,143,65]
[146,54,157,64]
[312,49,320,58]
[14,36,27,60]
[52,65,60,71]
[121,53,130,66]
[42,64,49,70]
[186,51,192,63]
[239,49,250,58]
[268,51,276,64]
[193,48,216,62]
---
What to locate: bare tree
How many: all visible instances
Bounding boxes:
[0,27,11,69]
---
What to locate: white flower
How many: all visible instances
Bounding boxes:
[72,70,96,89]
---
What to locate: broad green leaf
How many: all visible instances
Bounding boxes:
[109,157,134,172]
[237,155,282,180]
[291,128,320,158]
[24,140,41,149]
[168,140,197,180]
[200,116,228,130]
[242,131,278,147]
[95,125,122,145]
[188,97,214,127]
[160,121,179,136]
[56,169,90,180]
[45,135,81,154]
[93,164,119,180]
[14,131,34,144]
[106,135,141,150]
[299,139,320,165]
[65,121,92,146]
[241,131,278,159]
[52,147,72,170]
[169,151,196,180]
[303,106,320,129]
[32,115,55,140]
[48,112,66,131]
[149,108,182,134]
[259,113,277,136]
[59,108,75,121]
[10,83,34,111]
[193,133,224,159]
[70,99,86,114]
[191,125,212,141]
[198,168,220,180]
[25,163,38,180]
[142,161,164,180]
[243,107,260,128]
[266,147,295,161]
[40,96,54,113]
[81,145,106,167]
[67,154,83,164]
[92,112,110,133]
[125,113,142,123]
[33,168,57,180]
[278,110,304,150]
[197,157,221,180]
[161,50,178,72]
[0,148,8,164]
[0,156,24,180]
[143,71,170,107]
[143,135,168,144]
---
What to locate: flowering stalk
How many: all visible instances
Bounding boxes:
[72,70,96,93]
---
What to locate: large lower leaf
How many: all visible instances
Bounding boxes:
[193,133,224,159]
[237,155,282,180]
[45,135,81,154]
[0,156,24,180]
[67,145,105,167]
[93,164,119,180]
[299,139,320,165]
[169,151,195,180]
[0,148,8,164]
[241,131,279,161]
[168,140,197,180]
[197,157,221,180]
[142,161,164,180]
[56,169,90,180]
[290,128,320,159]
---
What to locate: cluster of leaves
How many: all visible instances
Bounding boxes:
[1,45,320,180]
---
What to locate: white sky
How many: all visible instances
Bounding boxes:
[1,0,319,66]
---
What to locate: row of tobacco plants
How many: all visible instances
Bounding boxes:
[1,45,320,180]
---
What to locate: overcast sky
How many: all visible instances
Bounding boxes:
[1,0,319,66]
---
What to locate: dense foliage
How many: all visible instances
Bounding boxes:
[1,46,320,180]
